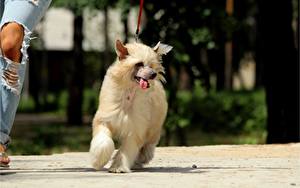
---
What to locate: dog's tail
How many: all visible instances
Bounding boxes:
[89,125,115,170]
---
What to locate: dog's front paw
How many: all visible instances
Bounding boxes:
[108,165,131,173]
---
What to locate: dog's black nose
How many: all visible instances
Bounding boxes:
[150,72,157,79]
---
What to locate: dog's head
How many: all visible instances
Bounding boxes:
[111,40,172,90]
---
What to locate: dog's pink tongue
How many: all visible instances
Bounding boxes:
[139,79,148,90]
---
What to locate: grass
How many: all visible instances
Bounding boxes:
[9,123,92,155]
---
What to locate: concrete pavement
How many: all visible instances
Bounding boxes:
[1,144,300,188]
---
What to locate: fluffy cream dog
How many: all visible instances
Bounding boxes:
[89,40,172,173]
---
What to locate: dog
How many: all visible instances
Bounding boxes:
[89,40,172,173]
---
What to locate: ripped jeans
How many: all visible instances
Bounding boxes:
[0,0,51,147]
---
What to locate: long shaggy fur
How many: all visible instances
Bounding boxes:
[89,126,114,170]
[89,40,172,173]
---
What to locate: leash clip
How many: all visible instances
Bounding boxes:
[135,30,139,42]
[135,0,144,43]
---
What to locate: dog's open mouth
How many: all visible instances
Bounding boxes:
[134,76,150,90]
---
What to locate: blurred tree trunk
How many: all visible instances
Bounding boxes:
[165,65,178,146]
[100,6,111,82]
[121,8,129,43]
[258,0,299,143]
[225,41,233,90]
[176,66,190,146]
[209,48,225,90]
[224,0,234,90]
[254,47,264,88]
[255,9,264,88]
[104,6,110,65]
[67,14,84,125]
[199,48,211,90]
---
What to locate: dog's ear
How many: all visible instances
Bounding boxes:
[115,40,128,60]
[153,41,173,55]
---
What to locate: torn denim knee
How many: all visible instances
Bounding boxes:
[1,59,22,95]
[0,22,32,95]
[29,0,39,6]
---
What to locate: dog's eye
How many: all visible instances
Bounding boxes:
[135,62,144,67]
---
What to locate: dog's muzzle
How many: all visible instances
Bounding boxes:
[134,66,157,90]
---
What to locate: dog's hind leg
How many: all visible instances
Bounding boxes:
[89,125,114,170]
[133,144,155,169]
[133,129,161,168]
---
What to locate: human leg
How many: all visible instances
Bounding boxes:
[0,0,52,151]
[1,23,24,62]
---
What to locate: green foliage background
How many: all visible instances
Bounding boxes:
[12,0,298,154]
